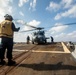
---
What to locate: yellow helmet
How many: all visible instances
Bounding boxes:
[4,14,13,21]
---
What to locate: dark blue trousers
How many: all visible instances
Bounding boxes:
[0,37,13,60]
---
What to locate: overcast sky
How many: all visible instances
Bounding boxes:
[0,0,76,42]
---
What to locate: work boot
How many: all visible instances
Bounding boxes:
[0,59,6,65]
[8,60,16,66]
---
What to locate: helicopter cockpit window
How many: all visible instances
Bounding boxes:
[37,31,44,35]
[33,31,44,36]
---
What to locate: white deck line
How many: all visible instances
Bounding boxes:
[61,42,71,53]
[13,49,28,52]
[13,49,70,54]
[31,50,70,53]
[13,42,71,54]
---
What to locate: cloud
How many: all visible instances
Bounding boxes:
[16,19,41,31]
[61,0,74,9]
[18,0,29,7]
[16,19,40,26]
[48,23,68,34]
[28,19,40,26]
[14,29,35,42]
[14,32,32,42]
[54,31,76,42]
[19,11,24,16]
[54,5,76,20]
[0,0,13,22]
[18,0,37,11]
[16,19,25,25]
[67,31,76,37]
[46,0,75,12]
[22,20,41,31]
[46,1,60,12]
[54,13,61,20]
[46,0,76,20]
[29,0,37,11]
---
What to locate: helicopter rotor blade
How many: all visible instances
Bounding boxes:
[14,19,44,30]
[20,29,36,32]
[54,22,76,27]
[25,24,37,28]
[13,19,38,28]
[63,22,76,25]
[23,23,44,30]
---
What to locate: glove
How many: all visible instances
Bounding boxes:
[18,27,20,31]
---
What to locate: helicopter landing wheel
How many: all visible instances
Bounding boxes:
[45,40,47,43]
[32,41,34,44]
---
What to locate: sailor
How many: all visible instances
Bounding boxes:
[50,36,54,43]
[0,14,20,65]
[27,36,30,44]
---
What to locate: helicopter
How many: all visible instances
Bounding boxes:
[15,20,49,44]
[21,25,48,44]
[15,20,76,44]
[31,28,47,44]
[24,22,76,44]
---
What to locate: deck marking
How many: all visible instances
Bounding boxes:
[13,49,70,53]
[13,49,29,52]
[61,42,71,53]
[31,50,70,53]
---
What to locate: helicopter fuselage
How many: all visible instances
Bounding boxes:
[32,31,47,44]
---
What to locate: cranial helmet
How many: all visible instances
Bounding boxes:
[4,14,13,21]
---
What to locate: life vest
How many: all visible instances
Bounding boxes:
[0,20,13,38]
